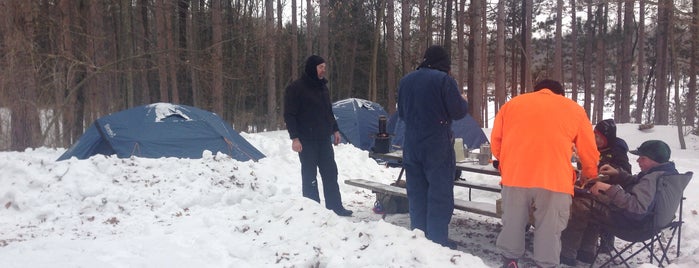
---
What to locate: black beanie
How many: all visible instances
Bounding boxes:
[304,55,325,80]
[594,119,617,142]
[418,45,451,73]
[533,79,565,96]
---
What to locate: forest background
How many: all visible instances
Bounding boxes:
[0,0,697,151]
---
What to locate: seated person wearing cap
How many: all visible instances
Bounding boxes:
[560,140,679,266]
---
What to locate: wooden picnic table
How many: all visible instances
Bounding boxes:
[369,150,501,176]
[345,150,503,218]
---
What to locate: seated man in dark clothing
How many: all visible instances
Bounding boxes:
[592,119,632,253]
[595,119,632,174]
[560,140,679,266]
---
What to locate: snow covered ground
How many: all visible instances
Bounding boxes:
[0,123,697,267]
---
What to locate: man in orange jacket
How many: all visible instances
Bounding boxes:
[491,79,599,268]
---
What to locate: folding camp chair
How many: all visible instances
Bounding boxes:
[592,172,693,268]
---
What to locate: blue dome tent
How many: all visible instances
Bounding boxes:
[57,103,265,161]
[387,112,489,151]
[332,98,388,151]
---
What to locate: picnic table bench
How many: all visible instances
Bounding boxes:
[345,178,500,218]
[368,150,502,197]
[346,150,503,218]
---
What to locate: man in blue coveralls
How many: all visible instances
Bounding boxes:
[397,45,469,249]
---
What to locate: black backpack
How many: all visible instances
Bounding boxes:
[373,180,409,214]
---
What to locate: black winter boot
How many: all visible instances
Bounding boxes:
[598,232,615,253]
[333,207,353,217]
[576,250,596,264]
[560,254,577,266]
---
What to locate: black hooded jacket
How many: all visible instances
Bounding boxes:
[595,119,632,174]
[283,59,339,141]
[599,138,632,174]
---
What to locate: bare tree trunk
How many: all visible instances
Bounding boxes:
[211,0,224,115]
[669,18,686,149]
[444,0,453,52]
[521,0,532,93]
[138,0,153,104]
[690,0,698,128]
[86,0,110,121]
[553,0,563,82]
[291,0,299,79]
[418,0,428,51]
[306,0,313,55]
[469,0,483,124]
[120,0,135,108]
[277,0,284,95]
[155,0,170,102]
[369,0,384,102]
[613,1,622,120]
[188,0,200,106]
[510,7,519,98]
[618,0,633,123]
[570,0,578,102]
[58,0,77,146]
[480,0,488,127]
[635,0,646,123]
[385,0,397,113]
[1,0,42,150]
[655,0,671,125]
[401,0,413,74]
[165,1,179,104]
[177,0,189,104]
[468,4,474,97]
[348,39,358,98]
[593,3,606,123]
[319,0,328,58]
[456,0,466,93]
[583,1,593,116]
[495,0,506,112]
[265,0,277,128]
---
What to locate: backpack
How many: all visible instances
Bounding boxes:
[373,180,409,214]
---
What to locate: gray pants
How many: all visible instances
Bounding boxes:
[497,186,572,268]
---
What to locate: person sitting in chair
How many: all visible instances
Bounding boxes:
[560,140,679,266]
[592,119,633,254]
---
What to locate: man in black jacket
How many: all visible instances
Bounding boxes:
[594,119,632,174]
[283,55,352,217]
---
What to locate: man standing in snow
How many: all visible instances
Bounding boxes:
[397,45,468,249]
[283,55,352,217]
[490,79,599,268]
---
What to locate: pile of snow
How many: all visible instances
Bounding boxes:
[0,124,698,267]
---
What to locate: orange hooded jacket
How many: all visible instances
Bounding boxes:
[490,89,599,195]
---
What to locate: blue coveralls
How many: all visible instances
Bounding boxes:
[397,67,468,247]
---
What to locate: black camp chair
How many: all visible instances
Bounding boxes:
[592,172,693,268]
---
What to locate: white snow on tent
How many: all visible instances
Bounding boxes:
[334,98,380,112]
[148,102,192,122]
